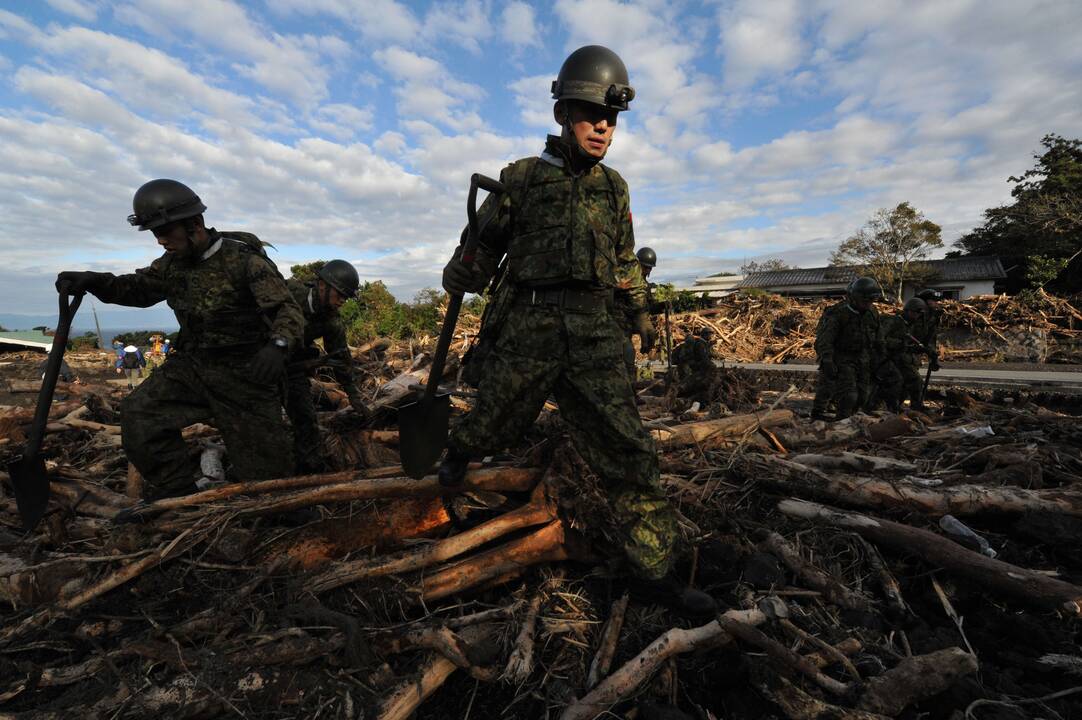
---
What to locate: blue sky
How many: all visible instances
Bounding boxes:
[1,0,1080,320]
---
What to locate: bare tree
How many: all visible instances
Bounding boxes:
[740,258,794,275]
[830,202,942,302]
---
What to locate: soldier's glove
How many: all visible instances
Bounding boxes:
[55,271,108,296]
[251,342,288,385]
[929,355,941,372]
[441,248,489,296]
[819,359,837,379]
[633,312,657,353]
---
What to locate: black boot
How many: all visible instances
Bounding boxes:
[629,575,718,620]
[437,447,470,488]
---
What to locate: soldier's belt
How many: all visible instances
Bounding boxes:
[514,287,612,313]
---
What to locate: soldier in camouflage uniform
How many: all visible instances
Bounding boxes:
[57,179,303,499]
[670,327,717,400]
[877,297,929,412]
[285,260,368,473]
[914,288,944,373]
[439,46,714,617]
[613,247,657,378]
[811,277,882,420]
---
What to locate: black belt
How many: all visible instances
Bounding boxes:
[514,287,612,313]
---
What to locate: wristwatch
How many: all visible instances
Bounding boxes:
[271,337,289,351]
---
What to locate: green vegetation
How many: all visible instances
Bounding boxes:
[652,283,710,313]
[956,134,1082,293]
[337,281,483,344]
[69,331,100,351]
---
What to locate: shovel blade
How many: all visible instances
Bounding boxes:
[397,394,452,480]
[7,454,50,532]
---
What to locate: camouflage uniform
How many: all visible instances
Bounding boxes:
[285,278,364,472]
[448,135,676,580]
[812,301,881,418]
[90,230,304,498]
[877,313,924,411]
[613,283,657,378]
[670,335,716,399]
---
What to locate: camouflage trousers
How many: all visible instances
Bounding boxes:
[812,355,871,418]
[121,352,293,499]
[876,357,924,410]
[285,371,324,473]
[449,303,676,580]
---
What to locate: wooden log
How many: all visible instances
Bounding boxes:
[420,520,569,602]
[652,409,794,448]
[308,488,555,593]
[758,531,874,612]
[857,647,978,716]
[778,499,1082,615]
[751,455,1082,518]
[126,463,144,499]
[560,607,768,720]
[586,592,630,689]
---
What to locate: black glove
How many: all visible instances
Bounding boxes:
[250,342,287,385]
[55,271,107,296]
[819,359,837,379]
[441,248,489,296]
[929,355,941,372]
[633,313,657,353]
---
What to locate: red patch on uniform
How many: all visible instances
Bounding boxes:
[628,210,633,224]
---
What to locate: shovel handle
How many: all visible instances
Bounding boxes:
[21,291,84,461]
[424,174,506,402]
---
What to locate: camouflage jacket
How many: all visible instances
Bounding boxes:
[91,229,303,353]
[880,313,921,368]
[814,301,881,362]
[911,308,941,353]
[469,135,647,313]
[672,336,715,374]
[286,279,360,397]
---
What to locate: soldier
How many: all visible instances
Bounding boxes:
[670,327,717,400]
[914,288,944,373]
[439,46,713,617]
[285,260,369,473]
[811,277,882,420]
[614,246,657,377]
[56,179,303,499]
[877,297,929,412]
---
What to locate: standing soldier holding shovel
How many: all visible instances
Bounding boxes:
[436,46,714,617]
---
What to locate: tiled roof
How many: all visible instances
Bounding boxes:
[735,256,1005,289]
[0,330,53,350]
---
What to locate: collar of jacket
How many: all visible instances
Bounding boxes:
[199,228,223,262]
[543,134,601,176]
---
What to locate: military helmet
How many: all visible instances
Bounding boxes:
[847,276,882,300]
[128,179,206,231]
[696,326,715,339]
[636,246,657,268]
[916,288,944,303]
[903,297,928,315]
[317,259,360,299]
[551,45,635,111]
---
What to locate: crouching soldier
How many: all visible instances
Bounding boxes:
[877,297,929,412]
[670,327,717,401]
[285,260,369,473]
[56,179,303,499]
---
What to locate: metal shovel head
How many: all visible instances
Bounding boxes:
[7,454,49,532]
[397,393,452,479]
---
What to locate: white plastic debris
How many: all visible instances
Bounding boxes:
[950,424,995,438]
[196,442,227,489]
[939,514,997,558]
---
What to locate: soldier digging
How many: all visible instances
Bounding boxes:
[56,180,304,499]
[438,46,714,617]
[285,260,370,473]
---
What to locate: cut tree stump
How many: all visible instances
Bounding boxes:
[652,409,794,448]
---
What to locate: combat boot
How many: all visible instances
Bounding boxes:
[437,447,471,488]
[628,575,718,620]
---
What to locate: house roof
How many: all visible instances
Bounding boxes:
[735,256,1005,289]
[0,330,54,351]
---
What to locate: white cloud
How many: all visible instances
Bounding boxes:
[44,0,99,22]
[500,2,540,48]
[373,46,486,132]
[116,0,338,106]
[719,0,806,88]
[266,0,420,43]
[307,103,375,141]
[422,1,492,55]
[509,74,555,129]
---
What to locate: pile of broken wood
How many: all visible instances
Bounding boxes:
[1,351,1081,720]
[664,289,1082,364]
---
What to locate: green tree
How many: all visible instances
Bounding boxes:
[956,134,1082,293]
[830,202,942,302]
[740,258,794,275]
[289,260,326,282]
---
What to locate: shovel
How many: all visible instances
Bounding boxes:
[8,290,83,531]
[398,173,506,479]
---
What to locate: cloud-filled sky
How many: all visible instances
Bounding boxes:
[1,0,1080,317]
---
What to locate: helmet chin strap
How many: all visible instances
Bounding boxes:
[559,110,606,168]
